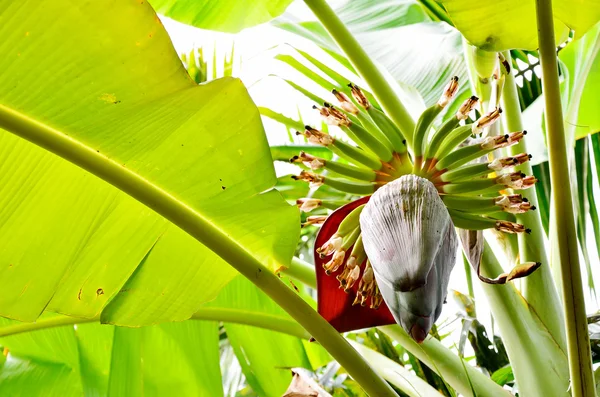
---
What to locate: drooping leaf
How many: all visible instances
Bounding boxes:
[149,0,294,33]
[440,0,600,50]
[0,0,298,325]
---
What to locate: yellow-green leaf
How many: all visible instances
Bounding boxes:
[0,0,298,325]
[149,0,294,33]
[441,0,600,50]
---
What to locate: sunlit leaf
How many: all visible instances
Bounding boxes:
[441,0,600,50]
[0,0,298,325]
[149,0,294,33]
[0,316,222,396]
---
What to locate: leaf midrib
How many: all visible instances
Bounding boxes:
[0,102,280,285]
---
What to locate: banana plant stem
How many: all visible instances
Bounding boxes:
[500,50,565,350]
[0,308,310,340]
[534,0,595,394]
[0,104,397,397]
[462,254,475,299]
[303,0,416,146]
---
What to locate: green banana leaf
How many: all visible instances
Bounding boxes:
[440,0,600,50]
[0,0,298,325]
[275,1,469,110]
[0,315,222,396]
[148,0,294,33]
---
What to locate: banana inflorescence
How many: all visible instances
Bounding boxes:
[289,74,541,341]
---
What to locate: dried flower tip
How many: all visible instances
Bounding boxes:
[456,95,479,120]
[296,198,322,212]
[488,156,519,171]
[513,153,532,165]
[507,130,527,144]
[495,195,534,213]
[319,103,350,127]
[313,105,330,119]
[317,235,343,257]
[506,194,524,204]
[353,262,376,306]
[495,194,526,208]
[370,285,383,309]
[302,215,327,227]
[497,171,527,188]
[292,151,325,170]
[337,256,361,290]
[520,176,537,189]
[332,89,359,115]
[481,134,509,150]
[324,250,346,274]
[438,76,459,107]
[498,53,511,74]
[473,107,502,133]
[504,201,535,214]
[495,220,529,234]
[292,170,325,188]
[302,126,334,146]
[348,83,370,109]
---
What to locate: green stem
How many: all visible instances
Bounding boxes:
[303,0,416,145]
[500,51,565,351]
[462,254,475,299]
[348,340,444,397]
[0,309,310,340]
[535,0,595,394]
[0,105,397,397]
[285,257,317,288]
[258,106,304,132]
[380,325,511,397]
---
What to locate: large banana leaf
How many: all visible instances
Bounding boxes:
[0,0,298,325]
[148,0,294,33]
[276,1,468,110]
[0,315,222,396]
[441,0,600,50]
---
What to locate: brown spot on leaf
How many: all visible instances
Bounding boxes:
[96,288,104,296]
